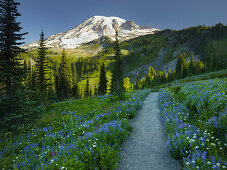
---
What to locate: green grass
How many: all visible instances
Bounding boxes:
[152,69,227,90]
[0,90,151,169]
[125,34,169,71]
[159,77,226,169]
[212,39,227,63]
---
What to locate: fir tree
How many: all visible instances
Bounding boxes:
[176,53,186,78]
[98,63,108,95]
[94,86,98,96]
[46,70,57,103]
[0,0,27,115]
[54,67,60,99]
[135,71,139,90]
[0,0,39,129]
[124,77,132,92]
[58,50,72,100]
[189,52,195,75]
[167,67,172,82]
[72,64,78,98]
[36,31,49,106]
[111,30,124,97]
[84,76,90,98]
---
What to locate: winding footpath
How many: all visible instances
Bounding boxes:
[118,92,180,170]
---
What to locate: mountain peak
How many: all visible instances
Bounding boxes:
[24,16,159,49]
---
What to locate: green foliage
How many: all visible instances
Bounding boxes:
[84,76,91,98]
[0,0,42,131]
[111,30,124,98]
[98,63,108,95]
[36,31,50,106]
[124,77,133,92]
[159,83,226,169]
[58,50,72,100]
[176,53,186,78]
[0,89,151,169]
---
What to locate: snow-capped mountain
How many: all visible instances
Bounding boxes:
[24,16,159,49]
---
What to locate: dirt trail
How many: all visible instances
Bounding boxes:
[118,92,180,170]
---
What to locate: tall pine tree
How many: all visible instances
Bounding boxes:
[58,50,72,100]
[84,76,90,98]
[176,53,186,78]
[0,0,39,129]
[111,30,124,97]
[36,31,49,106]
[72,63,78,98]
[98,63,108,95]
[189,52,195,75]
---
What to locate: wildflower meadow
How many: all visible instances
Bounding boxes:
[159,78,226,169]
[0,90,151,169]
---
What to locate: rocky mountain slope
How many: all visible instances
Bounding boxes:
[123,26,227,80]
[23,16,159,49]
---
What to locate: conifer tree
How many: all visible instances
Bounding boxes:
[94,86,98,96]
[46,70,57,103]
[0,0,28,115]
[189,52,195,75]
[111,30,124,97]
[54,67,60,99]
[176,53,186,78]
[167,67,172,82]
[26,60,32,88]
[36,31,49,106]
[72,63,78,98]
[135,71,139,90]
[98,63,108,95]
[124,77,132,92]
[58,50,72,100]
[0,0,40,128]
[84,76,90,98]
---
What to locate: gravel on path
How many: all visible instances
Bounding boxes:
[117,92,180,170]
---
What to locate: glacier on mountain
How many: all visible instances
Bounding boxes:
[24,16,159,49]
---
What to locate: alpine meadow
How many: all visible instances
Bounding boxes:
[0,0,226,169]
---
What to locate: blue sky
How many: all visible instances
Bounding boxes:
[18,0,227,44]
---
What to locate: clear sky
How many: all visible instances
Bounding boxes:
[18,0,227,44]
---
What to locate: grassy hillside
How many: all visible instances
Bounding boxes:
[1,69,226,169]
[0,90,151,169]
[122,26,227,79]
[159,77,226,169]
[21,25,227,95]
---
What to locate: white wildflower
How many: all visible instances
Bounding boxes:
[207,161,211,165]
